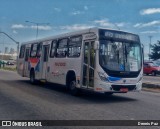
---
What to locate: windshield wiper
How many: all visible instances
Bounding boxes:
[125,45,128,62]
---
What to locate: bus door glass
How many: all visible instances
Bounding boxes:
[82,41,95,88]
[41,45,50,79]
[24,48,30,77]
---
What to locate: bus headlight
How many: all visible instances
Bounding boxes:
[98,72,108,82]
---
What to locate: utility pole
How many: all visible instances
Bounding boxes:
[148,36,152,61]
[25,21,49,39]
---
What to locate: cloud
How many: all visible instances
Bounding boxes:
[70,6,89,16]
[93,19,125,29]
[134,20,160,28]
[70,10,84,15]
[140,31,159,34]
[133,23,141,28]
[11,24,52,30]
[140,8,160,15]
[93,19,112,27]
[115,22,125,27]
[54,8,61,12]
[84,6,88,10]
[60,24,94,31]
[13,30,18,34]
[11,24,28,29]
[31,25,52,30]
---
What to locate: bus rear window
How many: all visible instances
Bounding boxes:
[19,45,25,58]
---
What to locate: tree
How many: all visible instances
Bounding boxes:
[149,40,160,60]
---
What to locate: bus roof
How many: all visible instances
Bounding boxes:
[21,27,139,45]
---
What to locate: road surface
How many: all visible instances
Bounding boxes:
[0,70,160,129]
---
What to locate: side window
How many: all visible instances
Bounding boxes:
[37,43,42,57]
[30,43,38,57]
[56,38,68,58]
[19,45,25,58]
[68,36,82,57]
[50,40,57,58]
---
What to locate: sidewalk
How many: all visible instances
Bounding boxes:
[142,82,160,88]
[142,81,160,93]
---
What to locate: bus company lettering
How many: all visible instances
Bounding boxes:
[55,62,66,66]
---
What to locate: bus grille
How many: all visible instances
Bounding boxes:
[111,85,136,91]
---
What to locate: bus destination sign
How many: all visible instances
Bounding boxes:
[100,30,139,42]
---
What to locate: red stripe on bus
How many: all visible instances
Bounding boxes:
[28,58,39,64]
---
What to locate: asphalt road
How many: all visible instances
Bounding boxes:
[0,70,160,129]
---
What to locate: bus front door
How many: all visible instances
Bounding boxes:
[82,41,95,89]
[41,45,50,80]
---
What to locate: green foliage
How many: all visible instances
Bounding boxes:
[149,41,160,60]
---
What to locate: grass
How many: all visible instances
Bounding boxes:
[0,66,17,71]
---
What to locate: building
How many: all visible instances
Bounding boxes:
[5,47,9,54]
[9,48,15,54]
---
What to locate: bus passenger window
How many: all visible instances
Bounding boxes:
[50,41,57,57]
[68,36,82,57]
[56,38,68,58]
[19,45,25,58]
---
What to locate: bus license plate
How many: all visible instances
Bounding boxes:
[120,88,128,92]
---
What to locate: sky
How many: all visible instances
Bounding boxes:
[0,0,160,59]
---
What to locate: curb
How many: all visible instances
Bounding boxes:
[142,83,160,88]
[142,88,160,93]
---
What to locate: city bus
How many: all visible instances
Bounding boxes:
[17,28,143,95]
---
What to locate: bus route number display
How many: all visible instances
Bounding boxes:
[104,31,139,42]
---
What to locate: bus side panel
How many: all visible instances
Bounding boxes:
[47,57,82,86]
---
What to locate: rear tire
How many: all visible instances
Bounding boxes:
[30,70,36,84]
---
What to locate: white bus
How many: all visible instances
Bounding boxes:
[17,28,143,95]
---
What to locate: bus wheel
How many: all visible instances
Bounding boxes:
[69,79,79,96]
[30,70,36,84]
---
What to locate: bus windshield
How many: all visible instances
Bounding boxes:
[99,40,142,72]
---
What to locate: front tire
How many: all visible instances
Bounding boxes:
[69,79,79,96]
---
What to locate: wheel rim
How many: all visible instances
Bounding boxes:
[30,73,34,83]
[70,81,76,90]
